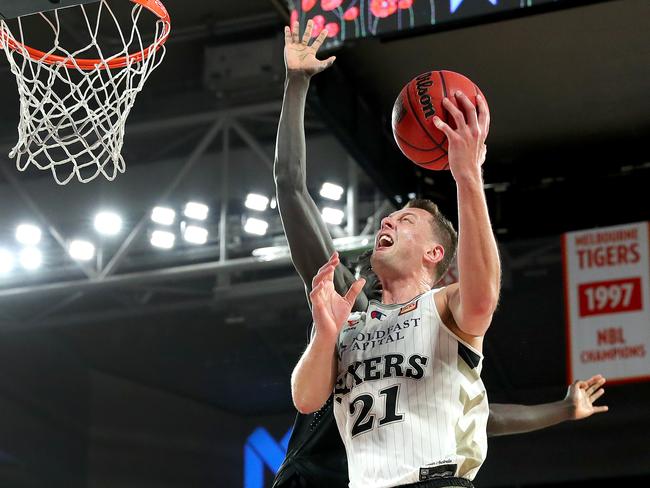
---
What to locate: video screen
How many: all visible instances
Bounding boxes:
[287,0,561,48]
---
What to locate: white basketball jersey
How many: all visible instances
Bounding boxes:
[333,288,488,488]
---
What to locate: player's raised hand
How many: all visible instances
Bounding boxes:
[566,374,609,420]
[432,91,490,182]
[284,20,336,77]
[310,252,365,341]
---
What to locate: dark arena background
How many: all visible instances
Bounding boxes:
[0,0,648,487]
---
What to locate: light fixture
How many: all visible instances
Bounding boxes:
[407,192,416,199]
[0,249,14,274]
[184,202,209,221]
[150,230,175,249]
[252,245,289,261]
[244,218,269,236]
[320,182,344,201]
[183,225,208,245]
[245,193,269,212]
[151,206,176,226]
[322,207,344,225]
[16,224,42,245]
[94,211,122,236]
[19,247,42,270]
[68,240,95,261]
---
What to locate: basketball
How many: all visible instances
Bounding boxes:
[391,70,488,171]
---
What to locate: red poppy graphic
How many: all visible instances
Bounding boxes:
[343,6,360,20]
[370,0,398,18]
[321,0,343,11]
[325,22,340,37]
[310,15,326,36]
[302,0,317,12]
[398,0,413,8]
[290,9,298,25]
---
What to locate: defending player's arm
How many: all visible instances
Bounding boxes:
[487,375,608,437]
[292,253,365,414]
[434,93,500,337]
[275,20,367,309]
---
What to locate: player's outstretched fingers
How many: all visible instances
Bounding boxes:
[291,20,300,43]
[311,28,329,52]
[302,19,314,44]
[442,96,467,130]
[322,56,336,70]
[311,253,339,288]
[455,91,479,135]
[591,388,605,402]
[585,374,604,385]
[315,264,336,288]
[586,376,606,395]
[593,405,609,414]
[344,278,366,306]
[284,26,292,45]
[476,93,490,137]
[314,252,339,276]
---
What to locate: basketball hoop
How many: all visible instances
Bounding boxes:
[0,0,171,184]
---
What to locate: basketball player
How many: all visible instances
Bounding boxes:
[291,7,502,481]
[273,21,608,488]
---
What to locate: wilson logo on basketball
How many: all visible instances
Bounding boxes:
[415,72,436,119]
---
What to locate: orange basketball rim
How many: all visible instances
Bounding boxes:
[0,0,171,70]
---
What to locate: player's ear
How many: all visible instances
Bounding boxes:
[424,244,444,267]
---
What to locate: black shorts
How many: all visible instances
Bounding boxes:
[271,473,309,488]
[398,478,474,488]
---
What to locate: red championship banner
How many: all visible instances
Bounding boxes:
[563,222,650,384]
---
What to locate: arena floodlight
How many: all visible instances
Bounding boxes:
[151,206,176,226]
[252,245,289,261]
[320,182,344,201]
[16,223,42,245]
[0,249,14,274]
[19,247,42,270]
[68,240,95,261]
[245,193,269,212]
[322,207,344,225]
[150,230,175,249]
[244,218,269,236]
[94,211,122,236]
[184,202,209,221]
[183,225,208,245]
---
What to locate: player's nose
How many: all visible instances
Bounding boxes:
[380,216,395,230]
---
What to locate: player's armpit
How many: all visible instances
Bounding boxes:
[434,284,486,351]
[441,282,493,338]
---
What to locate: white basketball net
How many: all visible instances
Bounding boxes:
[0,1,170,184]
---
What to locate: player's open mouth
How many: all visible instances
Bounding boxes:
[375,233,394,250]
